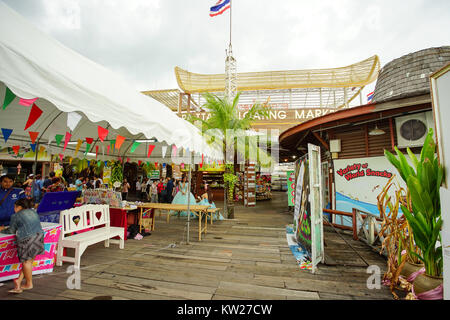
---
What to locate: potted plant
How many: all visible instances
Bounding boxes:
[377,175,415,299]
[384,128,443,296]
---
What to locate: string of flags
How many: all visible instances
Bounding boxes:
[2,85,214,167]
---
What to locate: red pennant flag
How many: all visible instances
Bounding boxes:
[115,135,125,150]
[107,145,110,155]
[59,154,64,162]
[97,126,108,142]
[147,144,155,158]
[85,137,94,145]
[24,103,43,130]
[96,145,99,159]
[63,132,72,151]
[126,157,130,163]
[138,160,142,166]
[12,145,20,155]
[154,162,158,168]
[28,131,39,144]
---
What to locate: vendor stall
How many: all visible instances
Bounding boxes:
[0,222,61,282]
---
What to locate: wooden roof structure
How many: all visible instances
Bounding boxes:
[144,56,380,115]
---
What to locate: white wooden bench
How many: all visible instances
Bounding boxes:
[56,204,124,269]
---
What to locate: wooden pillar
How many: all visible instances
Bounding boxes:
[389,118,395,151]
[364,124,369,157]
[187,94,191,114]
[244,161,256,207]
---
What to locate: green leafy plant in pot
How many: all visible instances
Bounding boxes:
[384,128,443,295]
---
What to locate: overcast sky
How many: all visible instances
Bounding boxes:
[3,0,450,98]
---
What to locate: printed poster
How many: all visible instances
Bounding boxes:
[287,170,295,206]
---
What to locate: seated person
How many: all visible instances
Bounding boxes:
[0,174,27,226]
[197,183,224,221]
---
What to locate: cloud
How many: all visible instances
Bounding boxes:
[2,0,450,95]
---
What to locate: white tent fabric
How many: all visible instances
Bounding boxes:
[0,3,222,161]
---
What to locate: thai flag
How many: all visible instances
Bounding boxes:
[210,0,231,17]
[367,91,374,103]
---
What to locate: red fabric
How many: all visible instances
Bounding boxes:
[109,208,128,241]
[157,182,165,193]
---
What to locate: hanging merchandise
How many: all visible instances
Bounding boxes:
[63,132,72,151]
[67,112,82,131]
[97,125,108,142]
[24,103,43,130]
[18,97,37,106]
[1,128,13,143]
[2,87,15,110]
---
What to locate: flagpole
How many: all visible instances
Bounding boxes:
[229,0,232,47]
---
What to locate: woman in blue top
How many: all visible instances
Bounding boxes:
[197,183,224,221]
[0,198,44,293]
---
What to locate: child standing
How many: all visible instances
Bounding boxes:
[0,198,44,293]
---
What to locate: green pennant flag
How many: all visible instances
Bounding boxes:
[110,139,115,152]
[85,143,91,155]
[130,141,141,153]
[55,134,64,147]
[3,87,16,110]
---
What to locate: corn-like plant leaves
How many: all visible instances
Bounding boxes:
[395,146,416,179]
[407,147,419,170]
[407,175,434,220]
[420,128,436,163]
[384,150,406,182]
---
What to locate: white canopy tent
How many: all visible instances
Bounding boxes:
[0,3,222,164]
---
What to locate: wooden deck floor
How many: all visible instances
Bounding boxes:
[0,192,392,300]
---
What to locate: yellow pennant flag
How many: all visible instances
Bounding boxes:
[74,139,83,155]
[69,157,73,165]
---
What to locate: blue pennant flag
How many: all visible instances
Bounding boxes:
[1,128,13,143]
[30,143,36,152]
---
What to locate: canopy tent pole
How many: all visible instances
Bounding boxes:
[186,150,192,245]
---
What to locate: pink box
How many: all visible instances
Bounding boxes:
[0,223,61,282]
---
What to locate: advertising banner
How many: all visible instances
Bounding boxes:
[333,156,407,224]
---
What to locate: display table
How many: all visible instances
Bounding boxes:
[109,207,138,240]
[0,222,62,282]
[136,203,209,241]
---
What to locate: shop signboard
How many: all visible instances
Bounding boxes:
[333,156,409,226]
[148,170,160,180]
[287,170,295,206]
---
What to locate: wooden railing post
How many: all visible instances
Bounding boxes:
[352,208,358,240]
